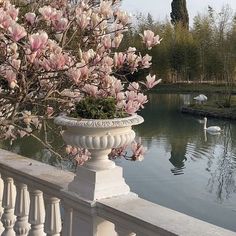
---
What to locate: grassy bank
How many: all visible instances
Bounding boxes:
[153,83,236,94]
[181,103,236,120]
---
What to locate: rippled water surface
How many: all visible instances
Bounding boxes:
[2,93,236,231]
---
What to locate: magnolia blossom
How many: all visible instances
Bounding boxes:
[53,18,68,32]
[99,0,113,18]
[6,4,19,21]
[112,34,123,48]
[83,84,98,97]
[25,12,36,25]
[0,13,12,29]
[131,140,147,161]
[8,23,27,42]
[125,100,140,114]
[142,54,152,69]
[39,6,60,21]
[144,74,162,89]
[113,52,126,68]
[5,70,17,89]
[76,13,90,30]
[115,10,130,25]
[140,30,162,50]
[127,82,139,92]
[29,32,48,52]
[0,0,162,163]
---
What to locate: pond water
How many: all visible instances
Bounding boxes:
[2,93,236,232]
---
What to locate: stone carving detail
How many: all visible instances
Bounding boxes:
[62,130,135,149]
[54,114,144,128]
[1,176,16,236]
[14,182,30,236]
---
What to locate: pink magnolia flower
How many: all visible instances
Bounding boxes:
[77,13,90,30]
[25,12,36,25]
[47,53,67,70]
[5,70,17,89]
[91,13,101,27]
[136,93,148,108]
[6,4,19,21]
[125,100,140,114]
[0,14,13,29]
[67,68,82,84]
[11,59,21,70]
[29,32,48,52]
[53,18,68,32]
[131,140,147,161]
[8,23,27,42]
[141,54,152,69]
[99,0,113,18]
[125,90,137,101]
[75,149,91,165]
[144,74,162,89]
[140,30,162,50]
[115,10,130,25]
[127,82,139,91]
[39,6,60,21]
[112,34,123,48]
[83,84,98,97]
[116,92,125,101]
[113,79,124,94]
[114,52,126,68]
[102,35,112,50]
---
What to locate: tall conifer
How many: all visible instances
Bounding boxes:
[170,0,189,30]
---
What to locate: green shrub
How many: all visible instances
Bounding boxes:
[75,97,127,119]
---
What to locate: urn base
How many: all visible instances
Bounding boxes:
[68,166,130,201]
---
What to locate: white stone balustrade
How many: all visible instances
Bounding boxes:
[0,149,236,236]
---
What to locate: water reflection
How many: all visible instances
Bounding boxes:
[137,93,236,202]
[1,93,236,231]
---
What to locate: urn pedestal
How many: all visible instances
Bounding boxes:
[55,115,143,201]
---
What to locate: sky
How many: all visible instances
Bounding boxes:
[121,0,236,25]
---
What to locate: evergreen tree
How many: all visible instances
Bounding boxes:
[170,0,189,30]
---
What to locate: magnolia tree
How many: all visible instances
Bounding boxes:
[0,0,161,164]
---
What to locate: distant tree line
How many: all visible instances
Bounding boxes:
[123,5,236,85]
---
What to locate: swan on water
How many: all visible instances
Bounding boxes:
[204,117,221,133]
[194,94,207,104]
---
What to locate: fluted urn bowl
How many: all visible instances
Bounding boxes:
[54,114,144,171]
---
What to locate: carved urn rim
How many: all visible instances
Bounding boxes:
[54,114,144,128]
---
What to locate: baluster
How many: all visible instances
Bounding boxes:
[14,182,30,236]
[0,174,4,234]
[45,197,61,236]
[71,210,117,236]
[28,189,46,236]
[115,224,136,236]
[61,204,73,236]
[1,176,16,236]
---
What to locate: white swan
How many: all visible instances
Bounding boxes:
[194,94,207,104]
[204,117,221,132]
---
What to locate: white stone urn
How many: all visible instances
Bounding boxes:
[54,114,144,201]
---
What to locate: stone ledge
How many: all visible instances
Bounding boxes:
[0,148,74,195]
[98,194,236,236]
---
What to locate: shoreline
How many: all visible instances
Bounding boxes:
[153,83,236,94]
[181,106,236,120]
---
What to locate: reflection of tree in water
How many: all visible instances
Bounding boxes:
[169,142,187,175]
[207,124,236,202]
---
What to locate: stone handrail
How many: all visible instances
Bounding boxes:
[0,148,235,236]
